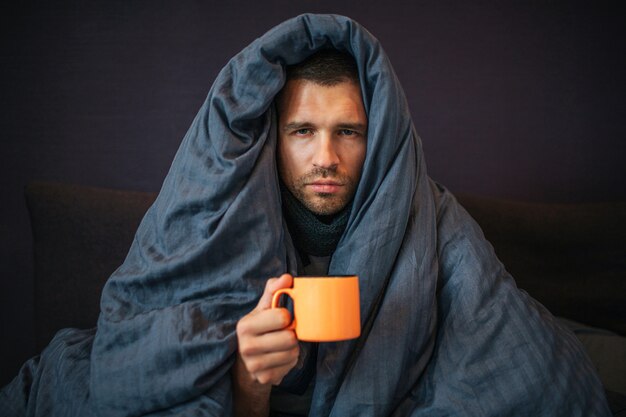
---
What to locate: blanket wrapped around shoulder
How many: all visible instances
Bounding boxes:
[1,13,611,417]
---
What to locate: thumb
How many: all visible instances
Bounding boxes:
[255,273,293,311]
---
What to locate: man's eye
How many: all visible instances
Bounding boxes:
[295,128,312,135]
[339,129,357,136]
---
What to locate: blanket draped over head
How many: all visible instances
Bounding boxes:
[1,13,611,417]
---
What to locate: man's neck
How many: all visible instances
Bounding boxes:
[280,183,350,257]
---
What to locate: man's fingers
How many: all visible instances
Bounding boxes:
[254,364,298,386]
[237,308,294,343]
[249,351,300,386]
[255,273,293,311]
[238,327,298,357]
[243,346,299,376]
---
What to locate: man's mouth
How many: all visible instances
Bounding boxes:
[307,180,344,194]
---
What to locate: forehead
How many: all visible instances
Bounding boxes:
[276,79,366,123]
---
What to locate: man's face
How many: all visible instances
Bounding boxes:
[276,79,368,216]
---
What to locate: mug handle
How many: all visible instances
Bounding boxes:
[271,288,296,331]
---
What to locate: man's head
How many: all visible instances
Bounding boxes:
[276,50,367,216]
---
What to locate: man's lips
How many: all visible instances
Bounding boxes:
[307,180,344,194]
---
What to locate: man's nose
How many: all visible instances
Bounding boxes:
[312,134,340,169]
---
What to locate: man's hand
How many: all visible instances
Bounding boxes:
[232,274,299,416]
[237,273,299,384]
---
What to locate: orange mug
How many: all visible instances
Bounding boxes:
[271,275,361,342]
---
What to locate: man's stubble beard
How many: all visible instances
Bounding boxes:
[290,167,357,216]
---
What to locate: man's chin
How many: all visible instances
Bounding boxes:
[304,194,348,216]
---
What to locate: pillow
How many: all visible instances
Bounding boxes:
[558,317,626,395]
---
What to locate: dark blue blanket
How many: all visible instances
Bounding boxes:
[1,14,611,416]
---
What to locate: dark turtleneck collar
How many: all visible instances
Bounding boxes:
[280,182,351,257]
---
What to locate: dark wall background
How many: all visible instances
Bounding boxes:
[1,1,624,385]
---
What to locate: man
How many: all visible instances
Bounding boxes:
[232,50,367,416]
[0,14,611,417]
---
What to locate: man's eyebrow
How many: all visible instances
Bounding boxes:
[282,122,312,132]
[337,123,367,131]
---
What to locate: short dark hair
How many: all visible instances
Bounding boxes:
[286,49,359,86]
